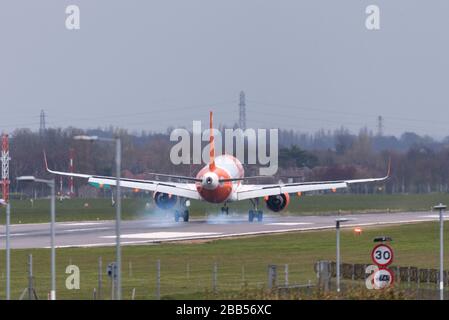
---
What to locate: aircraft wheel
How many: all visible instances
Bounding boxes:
[248,210,255,222]
[183,210,189,222]
[257,210,263,222]
[221,207,229,215]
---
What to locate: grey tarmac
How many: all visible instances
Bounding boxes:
[0,211,447,249]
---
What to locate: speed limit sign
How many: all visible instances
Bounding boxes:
[371,244,394,267]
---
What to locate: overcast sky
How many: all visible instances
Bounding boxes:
[1,1,448,137]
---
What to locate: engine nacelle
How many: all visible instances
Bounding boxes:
[265,193,290,212]
[153,192,178,210]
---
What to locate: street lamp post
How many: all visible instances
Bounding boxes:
[6,202,10,300]
[16,176,56,300]
[74,135,121,300]
[0,200,10,300]
[336,218,349,293]
[434,203,446,301]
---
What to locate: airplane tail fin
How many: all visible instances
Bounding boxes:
[209,111,216,171]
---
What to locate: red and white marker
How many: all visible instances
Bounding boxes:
[371,244,394,267]
[373,268,394,289]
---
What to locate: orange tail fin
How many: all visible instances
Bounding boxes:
[209,111,216,171]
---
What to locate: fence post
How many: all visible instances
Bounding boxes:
[131,288,136,300]
[241,265,245,285]
[316,261,330,292]
[351,264,355,281]
[268,265,277,290]
[212,262,218,294]
[111,266,115,300]
[129,261,133,278]
[156,260,161,300]
[284,264,289,287]
[28,254,33,300]
[407,266,411,288]
[416,268,421,290]
[98,257,102,300]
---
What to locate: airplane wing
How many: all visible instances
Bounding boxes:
[44,155,201,200]
[235,162,390,201]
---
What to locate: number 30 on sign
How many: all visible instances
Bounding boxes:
[371,244,394,267]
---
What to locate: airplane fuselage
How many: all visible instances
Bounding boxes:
[195,155,244,203]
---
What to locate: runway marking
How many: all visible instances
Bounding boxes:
[418,215,449,219]
[63,227,111,233]
[50,241,159,249]
[101,232,220,239]
[266,222,313,226]
[62,222,104,227]
[0,233,27,238]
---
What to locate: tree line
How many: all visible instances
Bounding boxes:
[5,126,449,197]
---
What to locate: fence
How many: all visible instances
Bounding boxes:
[0,256,315,300]
[4,254,449,299]
[315,260,449,299]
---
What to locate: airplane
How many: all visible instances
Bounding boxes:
[45,112,390,222]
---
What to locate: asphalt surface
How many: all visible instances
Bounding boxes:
[0,211,447,249]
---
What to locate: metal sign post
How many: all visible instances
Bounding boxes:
[336,218,349,293]
[434,203,446,300]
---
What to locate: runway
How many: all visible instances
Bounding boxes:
[0,211,447,249]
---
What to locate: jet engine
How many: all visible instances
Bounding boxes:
[153,192,178,209]
[265,193,290,212]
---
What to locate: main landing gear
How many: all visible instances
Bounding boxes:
[248,198,263,222]
[174,198,190,222]
[221,203,229,215]
[174,209,189,222]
